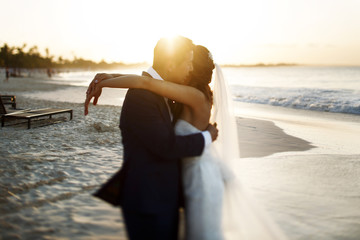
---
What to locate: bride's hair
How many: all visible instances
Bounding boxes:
[188,45,215,104]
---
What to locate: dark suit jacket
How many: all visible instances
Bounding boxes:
[94,72,205,214]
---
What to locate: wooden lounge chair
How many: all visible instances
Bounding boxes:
[0,95,17,109]
[0,96,73,129]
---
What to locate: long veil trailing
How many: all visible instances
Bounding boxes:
[210,64,288,240]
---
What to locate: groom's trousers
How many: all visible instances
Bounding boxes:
[122,209,179,240]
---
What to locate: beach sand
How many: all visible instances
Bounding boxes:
[1,76,360,239]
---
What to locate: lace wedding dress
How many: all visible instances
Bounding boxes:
[175,119,225,240]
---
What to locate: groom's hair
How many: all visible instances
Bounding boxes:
[153,36,194,70]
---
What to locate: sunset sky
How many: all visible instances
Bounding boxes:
[1,0,360,65]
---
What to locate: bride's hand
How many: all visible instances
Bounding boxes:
[206,123,219,142]
[84,83,102,116]
[86,73,113,97]
[84,73,114,115]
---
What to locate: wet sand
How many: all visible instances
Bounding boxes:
[236,118,313,158]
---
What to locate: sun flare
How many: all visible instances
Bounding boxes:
[1,0,359,65]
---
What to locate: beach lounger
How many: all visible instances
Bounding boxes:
[0,96,73,129]
[0,95,17,109]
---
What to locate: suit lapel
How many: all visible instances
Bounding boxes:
[141,71,172,125]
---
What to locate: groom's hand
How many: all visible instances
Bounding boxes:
[206,123,219,142]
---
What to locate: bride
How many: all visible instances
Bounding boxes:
[85,45,287,240]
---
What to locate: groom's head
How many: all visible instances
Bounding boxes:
[153,36,194,84]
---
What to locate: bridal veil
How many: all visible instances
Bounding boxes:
[211,64,288,240]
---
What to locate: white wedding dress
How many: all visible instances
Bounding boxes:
[175,119,225,240]
[173,65,288,240]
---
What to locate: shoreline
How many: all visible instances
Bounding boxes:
[3,76,360,157]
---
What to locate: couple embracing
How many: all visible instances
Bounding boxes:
[85,36,287,240]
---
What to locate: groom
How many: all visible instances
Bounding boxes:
[89,36,218,240]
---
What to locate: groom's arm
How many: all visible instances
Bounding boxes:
[121,89,206,160]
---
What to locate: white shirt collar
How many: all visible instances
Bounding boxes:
[147,67,163,81]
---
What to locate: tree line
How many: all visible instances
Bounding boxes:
[0,43,139,70]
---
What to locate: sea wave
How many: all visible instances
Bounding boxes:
[232,86,360,115]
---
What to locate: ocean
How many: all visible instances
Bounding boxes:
[226,66,360,115]
[49,65,360,115]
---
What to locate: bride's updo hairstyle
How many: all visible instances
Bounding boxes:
[189,45,215,104]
